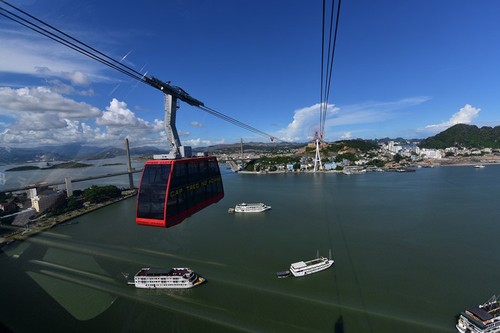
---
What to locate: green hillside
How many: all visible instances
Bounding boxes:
[419,124,500,149]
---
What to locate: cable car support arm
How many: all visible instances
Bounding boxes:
[143,76,204,159]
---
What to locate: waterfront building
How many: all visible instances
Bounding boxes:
[323,162,337,170]
[31,190,64,213]
[419,148,443,159]
[386,141,403,154]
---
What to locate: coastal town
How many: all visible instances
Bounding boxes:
[1,136,499,246]
[220,139,500,173]
[0,184,136,245]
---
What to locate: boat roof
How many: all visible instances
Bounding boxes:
[290,261,307,269]
[136,267,192,277]
[468,306,494,321]
[237,203,265,206]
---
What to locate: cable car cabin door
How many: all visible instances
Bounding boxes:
[136,157,224,228]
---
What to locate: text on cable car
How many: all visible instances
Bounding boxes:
[169,176,222,198]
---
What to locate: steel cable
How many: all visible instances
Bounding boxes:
[0,0,278,142]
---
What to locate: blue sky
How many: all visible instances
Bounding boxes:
[0,0,499,149]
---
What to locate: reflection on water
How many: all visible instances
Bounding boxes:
[335,316,344,333]
[1,166,500,332]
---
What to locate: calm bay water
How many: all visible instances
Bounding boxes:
[1,165,500,332]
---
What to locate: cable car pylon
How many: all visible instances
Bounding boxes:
[313,131,323,172]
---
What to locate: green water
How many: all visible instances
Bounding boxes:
[1,166,499,332]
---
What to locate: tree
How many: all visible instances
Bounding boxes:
[83,185,121,204]
[67,197,83,210]
[393,153,403,163]
[72,189,84,197]
[368,159,385,168]
[335,153,358,163]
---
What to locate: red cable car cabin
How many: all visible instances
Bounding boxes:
[136,156,224,228]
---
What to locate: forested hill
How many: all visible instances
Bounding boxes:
[419,124,500,149]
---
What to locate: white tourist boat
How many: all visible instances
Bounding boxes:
[475,164,486,168]
[289,256,334,277]
[231,202,271,213]
[456,295,500,333]
[130,267,206,289]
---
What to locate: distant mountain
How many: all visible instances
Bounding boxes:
[0,144,166,164]
[198,141,306,154]
[419,124,500,149]
[36,144,125,160]
[373,137,421,144]
[0,146,67,164]
[130,146,164,156]
[10,130,489,165]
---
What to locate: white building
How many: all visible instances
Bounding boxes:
[385,141,402,154]
[419,148,443,159]
[324,162,337,170]
[30,189,64,213]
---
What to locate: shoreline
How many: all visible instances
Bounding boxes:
[432,156,500,167]
[236,158,499,174]
[0,190,137,246]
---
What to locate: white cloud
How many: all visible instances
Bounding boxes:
[423,104,480,133]
[183,138,212,147]
[277,97,430,142]
[191,121,204,127]
[65,71,91,86]
[183,138,225,147]
[0,29,101,85]
[327,97,431,127]
[0,29,167,148]
[340,132,352,139]
[0,85,105,146]
[178,131,191,137]
[0,86,166,147]
[96,99,161,129]
[0,120,104,146]
[0,86,101,119]
[97,99,140,126]
[277,103,339,141]
[95,98,164,144]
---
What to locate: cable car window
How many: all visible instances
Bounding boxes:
[172,163,187,186]
[188,161,199,177]
[199,159,208,176]
[166,188,182,218]
[137,164,171,219]
[208,159,218,174]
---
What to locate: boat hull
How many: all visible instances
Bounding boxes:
[132,267,206,289]
[134,277,206,289]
